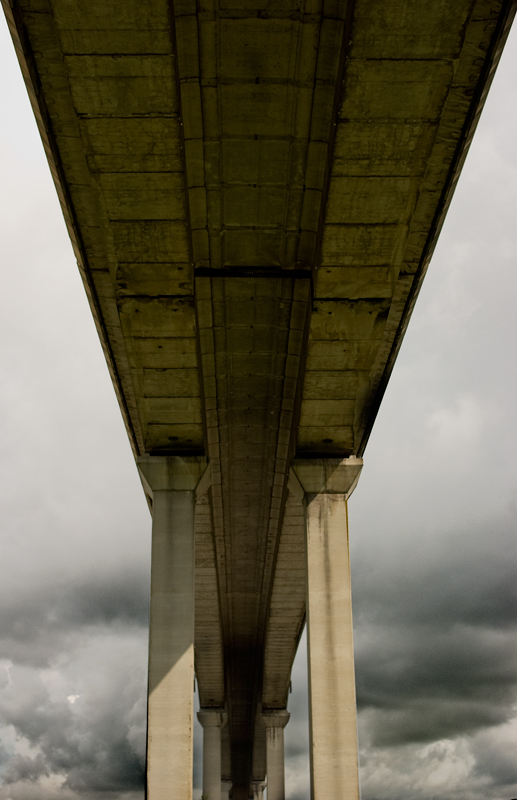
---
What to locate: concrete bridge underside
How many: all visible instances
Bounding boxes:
[3,0,515,797]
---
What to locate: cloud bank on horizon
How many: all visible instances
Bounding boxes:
[0,12,516,800]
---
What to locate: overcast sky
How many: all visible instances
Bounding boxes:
[1,11,517,800]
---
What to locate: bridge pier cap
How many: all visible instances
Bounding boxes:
[291,456,363,498]
[137,455,209,497]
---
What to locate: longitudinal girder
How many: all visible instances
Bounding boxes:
[4,0,515,795]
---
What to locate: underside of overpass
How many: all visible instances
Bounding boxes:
[3,0,515,797]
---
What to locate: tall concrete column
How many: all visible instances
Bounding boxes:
[221,780,232,800]
[137,456,208,800]
[197,709,226,800]
[262,710,290,800]
[291,458,363,800]
[251,780,267,800]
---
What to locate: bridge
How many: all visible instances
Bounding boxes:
[3,0,515,798]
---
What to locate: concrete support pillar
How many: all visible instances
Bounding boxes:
[137,456,208,800]
[262,710,290,800]
[197,709,226,800]
[221,780,232,800]
[291,458,363,800]
[251,780,267,800]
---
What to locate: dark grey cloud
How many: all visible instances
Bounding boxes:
[2,753,49,784]
[350,488,517,750]
[0,564,148,796]
[0,570,149,669]
[0,644,147,799]
[352,516,517,630]
[1,572,150,636]
[471,725,517,788]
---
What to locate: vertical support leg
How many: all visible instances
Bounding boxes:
[221,780,232,800]
[197,709,225,800]
[262,711,290,800]
[138,456,208,800]
[221,724,232,798]
[251,780,267,800]
[292,458,363,800]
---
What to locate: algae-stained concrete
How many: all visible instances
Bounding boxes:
[3,0,515,795]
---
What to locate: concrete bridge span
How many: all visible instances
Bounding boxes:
[3,0,515,797]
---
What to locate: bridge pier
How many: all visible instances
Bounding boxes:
[197,709,226,800]
[262,710,290,800]
[137,456,208,800]
[251,779,267,800]
[292,458,363,800]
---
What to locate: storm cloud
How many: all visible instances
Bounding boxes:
[353,517,517,746]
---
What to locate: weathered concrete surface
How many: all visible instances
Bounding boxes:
[3,0,515,795]
[293,459,362,800]
[198,709,226,800]
[137,456,208,800]
[262,711,290,800]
